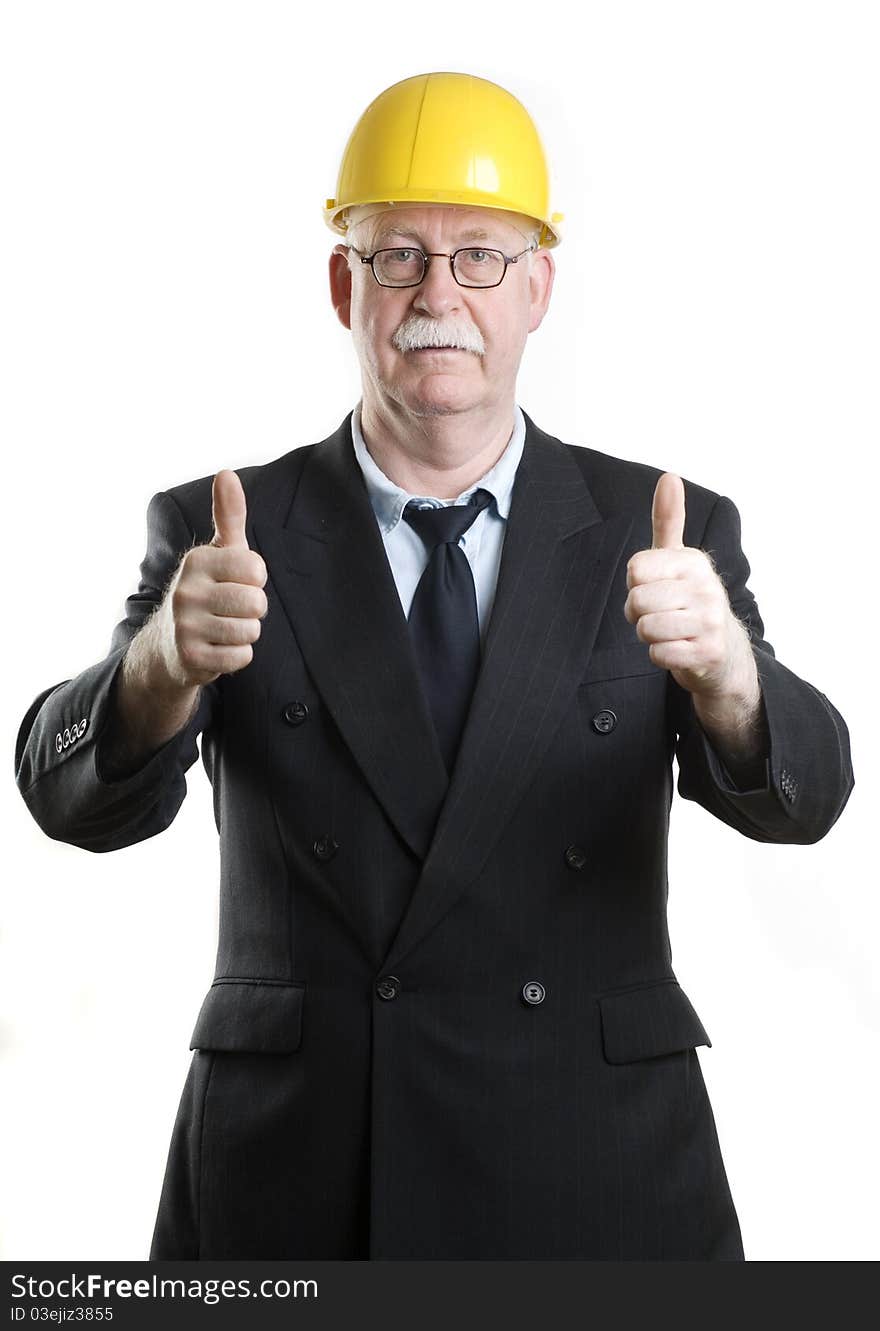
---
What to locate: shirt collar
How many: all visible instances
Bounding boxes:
[350,401,526,535]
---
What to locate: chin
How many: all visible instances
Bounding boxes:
[397,375,482,418]
[406,402,466,418]
[403,392,479,418]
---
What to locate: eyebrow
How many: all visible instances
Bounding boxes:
[369,226,499,248]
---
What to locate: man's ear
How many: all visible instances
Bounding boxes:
[527,249,555,334]
[329,244,353,330]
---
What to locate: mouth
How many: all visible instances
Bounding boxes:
[409,346,466,354]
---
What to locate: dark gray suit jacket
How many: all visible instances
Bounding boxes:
[14,411,854,1259]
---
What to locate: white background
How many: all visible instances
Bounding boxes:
[2,0,876,1261]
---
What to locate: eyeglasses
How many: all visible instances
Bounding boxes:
[349,244,535,289]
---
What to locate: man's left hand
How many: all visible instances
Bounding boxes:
[623,472,757,703]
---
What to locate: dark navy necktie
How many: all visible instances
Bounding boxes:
[402,488,493,775]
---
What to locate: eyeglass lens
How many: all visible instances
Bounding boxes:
[372,248,506,287]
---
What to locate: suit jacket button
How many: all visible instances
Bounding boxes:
[55,732,63,753]
[376,975,400,1000]
[564,845,587,871]
[591,709,617,734]
[313,834,338,860]
[521,980,546,1005]
[283,700,310,726]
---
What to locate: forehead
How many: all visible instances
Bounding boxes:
[360,205,527,247]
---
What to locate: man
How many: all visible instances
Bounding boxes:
[15,71,853,1260]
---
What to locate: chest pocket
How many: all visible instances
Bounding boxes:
[580,640,665,686]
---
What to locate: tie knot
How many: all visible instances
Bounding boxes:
[402,488,492,553]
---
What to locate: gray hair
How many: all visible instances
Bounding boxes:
[343,207,542,269]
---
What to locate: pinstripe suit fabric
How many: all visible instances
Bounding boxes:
[15,411,854,1259]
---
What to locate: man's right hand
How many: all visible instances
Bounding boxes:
[155,469,269,689]
[98,470,267,780]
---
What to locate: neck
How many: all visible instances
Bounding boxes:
[359,393,517,499]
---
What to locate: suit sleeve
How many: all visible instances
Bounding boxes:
[670,490,854,844]
[14,489,218,852]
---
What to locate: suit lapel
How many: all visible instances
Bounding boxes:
[382,413,633,971]
[253,416,450,866]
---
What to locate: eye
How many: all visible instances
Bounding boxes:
[464,249,491,263]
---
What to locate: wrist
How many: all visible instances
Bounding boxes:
[692,675,767,775]
[117,624,200,745]
[126,610,190,700]
[700,619,759,709]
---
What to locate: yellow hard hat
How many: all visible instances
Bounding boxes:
[324,71,564,248]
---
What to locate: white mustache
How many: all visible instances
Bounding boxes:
[392,315,485,356]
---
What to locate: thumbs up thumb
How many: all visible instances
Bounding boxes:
[651,473,686,550]
[211,469,249,549]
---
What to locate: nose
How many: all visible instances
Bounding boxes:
[411,255,464,317]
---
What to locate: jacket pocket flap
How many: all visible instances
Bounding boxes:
[189,979,305,1052]
[598,979,711,1064]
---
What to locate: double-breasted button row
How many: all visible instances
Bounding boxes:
[375,976,548,1006]
[780,767,799,802]
[282,700,309,726]
[312,834,338,860]
[55,718,88,753]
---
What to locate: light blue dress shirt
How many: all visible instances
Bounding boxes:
[349,401,526,649]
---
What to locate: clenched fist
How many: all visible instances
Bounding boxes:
[155,469,269,689]
[623,472,755,701]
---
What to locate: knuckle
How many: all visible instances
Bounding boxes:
[706,603,727,632]
[171,593,194,626]
[178,640,199,669]
[186,544,210,572]
[247,589,266,618]
[172,573,204,613]
[704,635,724,666]
[246,551,267,585]
[628,552,649,582]
[170,576,190,607]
